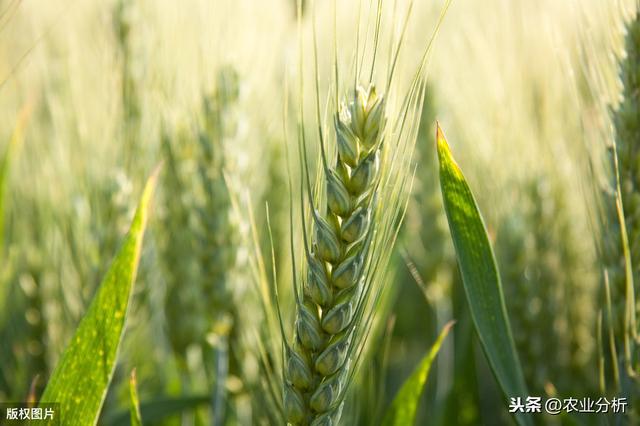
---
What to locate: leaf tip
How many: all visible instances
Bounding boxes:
[148,161,164,188]
[435,121,449,159]
[435,123,465,181]
[130,368,137,386]
[140,162,163,211]
[442,320,456,335]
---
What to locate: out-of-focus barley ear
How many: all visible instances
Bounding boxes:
[113,0,142,176]
[600,6,640,421]
[496,176,596,396]
[403,87,454,295]
[158,68,245,425]
[613,8,640,291]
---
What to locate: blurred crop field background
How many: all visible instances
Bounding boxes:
[0,0,639,425]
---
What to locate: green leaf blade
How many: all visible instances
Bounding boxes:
[39,168,159,426]
[436,125,531,426]
[382,321,454,426]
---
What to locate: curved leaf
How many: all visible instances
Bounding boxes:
[39,167,159,426]
[382,321,454,426]
[436,125,531,426]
